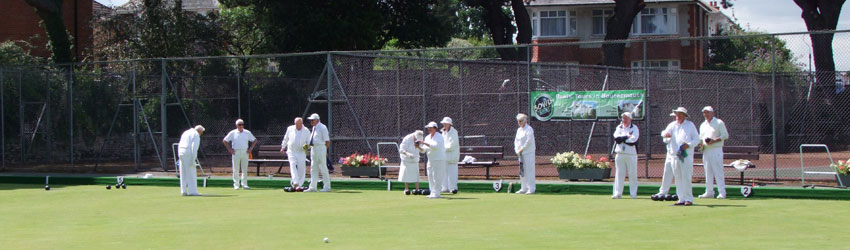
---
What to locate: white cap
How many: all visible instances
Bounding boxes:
[414,130,424,141]
[194,125,205,132]
[669,112,676,117]
[235,119,244,125]
[307,113,320,120]
[621,112,633,119]
[440,117,453,125]
[425,121,439,129]
[702,106,714,113]
[672,107,688,117]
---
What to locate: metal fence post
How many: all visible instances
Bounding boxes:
[161,59,167,169]
[18,71,23,163]
[771,36,778,182]
[237,60,242,119]
[326,53,333,158]
[132,62,139,170]
[1,68,4,169]
[68,65,74,166]
[643,40,650,177]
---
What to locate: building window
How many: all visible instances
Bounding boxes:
[592,9,614,35]
[631,7,677,35]
[631,60,680,70]
[532,10,577,37]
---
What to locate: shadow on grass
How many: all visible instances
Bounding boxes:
[444,197,479,200]
[330,190,362,194]
[197,194,237,198]
[670,204,747,208]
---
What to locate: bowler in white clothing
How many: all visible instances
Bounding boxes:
[698,106,730,199]
[178,125,205,196]
[281,117,311,188]
[440,117,460,193]
[612,112,639,199]
[664,107,701,206]
[514,113,536,194]
[398,130,424,193]
[306,113,331,192]
[223,119,258,190]
[420,122,446,198]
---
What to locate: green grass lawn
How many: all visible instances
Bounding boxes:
[0,184,846,249]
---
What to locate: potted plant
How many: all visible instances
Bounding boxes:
[830,160,850,187]
[552,151,611,181]
[339,153,387,178]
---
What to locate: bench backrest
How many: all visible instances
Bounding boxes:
[460,146,504,160]
[694,145,759,160]
[254,145,285,159]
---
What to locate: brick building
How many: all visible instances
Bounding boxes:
[0,0,94,61]
[526,0,732,70]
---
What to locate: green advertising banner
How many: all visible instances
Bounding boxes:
[530,90,646,121]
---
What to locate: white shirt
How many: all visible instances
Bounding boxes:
[442,127,460,163]
[662,120,700,156]
[514,124,535,155]
[223,129,256,150]
[310,122,330,146]
[177,129,201,157]
[421,132,446,161]
[699,117,729,150]
[281,125,311,154]
[399,133,421,163]
[613,123,639,155]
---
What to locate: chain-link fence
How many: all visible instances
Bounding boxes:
[1,31,849,182]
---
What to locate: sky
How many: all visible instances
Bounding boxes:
[94,0,850,70]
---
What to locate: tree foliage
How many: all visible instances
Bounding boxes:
[24,0,74,64]
[705,27,800,73]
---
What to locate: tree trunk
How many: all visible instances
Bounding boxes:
[478,0,518,60]
[602,0,644,67]
[793,0,846,147]
[510,0,532,61]
[24,0,73,64]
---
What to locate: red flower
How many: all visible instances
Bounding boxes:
[585,155,593,160]
[599,157,608,162]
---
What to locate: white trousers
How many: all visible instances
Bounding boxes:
[702,147,726,196]
[659,158,674,194]
[427,159,446,197]
[443,161,458,191]
[613,153,638,197]
[309,145,330,190]
[287,151,307,187]
[671,154,694,202]
[178,154,198,195]
[231,150,249,188]
[518,152,536,193]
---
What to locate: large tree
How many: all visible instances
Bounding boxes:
[602,0,644,67]
[793,0,845,89]
[24,0,74,64]
[463,0,532,61]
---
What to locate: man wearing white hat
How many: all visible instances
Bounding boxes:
[305,113,331,192]
[656,113,678,196]
[514,113,536,194]
[612,112,640,199]
[440,117,460,193]
[419,121,446,198]
[178,125,205,196]
[698,106,730,199]
[399,130,425,193]
[664,107,700,206]
[281,117,311,189]
[223,119,258,190]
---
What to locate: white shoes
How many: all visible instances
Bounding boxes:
[234,186,240,190]
[698,193,715,198]
[320,189,331,192]
[716,194,726,199]
[654,192,667,196]
[525,191,535,195]
[515,190,527,194]
[304,188,318,192]
[242,186,251,190]
[612,194,622,199]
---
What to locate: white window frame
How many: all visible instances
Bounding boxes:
[592,9,614,36]
[631,7,677,35]
[532,10,577,38]
[631,60,680,70]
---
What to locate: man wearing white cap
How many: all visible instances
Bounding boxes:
[612,112,640,199]
[419,121,446,198]
[514,113,536,194]
[178,125,205,196]
[399,130,425,194]
[305,113,331,192]
[440,117,460,193]
[656,113,678,196]
[281,117,311,189]
[664,107,700,206]
[698,106,730,199]
[223,119,258,190]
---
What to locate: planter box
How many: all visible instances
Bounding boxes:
[837,174,850,187]
[558,168,612,181]
[340,166,385,178]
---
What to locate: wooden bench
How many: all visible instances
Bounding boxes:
[694,145,758,185]
[458,146,504,180]
[248,145,289,176]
